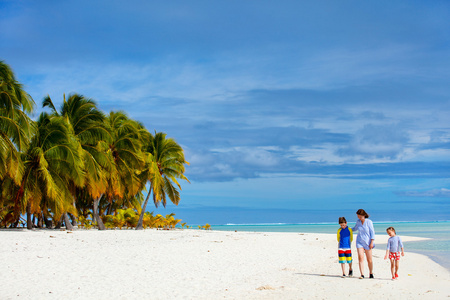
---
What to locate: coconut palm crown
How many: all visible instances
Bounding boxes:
[136,132,189,230]
[0,61,35,184]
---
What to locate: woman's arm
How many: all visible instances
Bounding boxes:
[351,220,359,232]
[368,220,375,249]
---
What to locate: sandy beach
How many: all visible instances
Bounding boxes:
[0,229,449,299]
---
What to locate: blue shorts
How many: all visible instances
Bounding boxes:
[356,242,375,250]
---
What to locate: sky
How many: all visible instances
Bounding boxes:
[1,1,450,224]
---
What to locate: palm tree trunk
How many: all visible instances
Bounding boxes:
[64,213,74,230]
[37,213,43,228]
[26,202,33,230]
[54,215,63,229]
[93,196,106,230]
[106,201,113,216]
[70,196,78,226]
[136,185,152,230]
[43,213,53,228]
[12,180,27,228]
[71,214,77,226]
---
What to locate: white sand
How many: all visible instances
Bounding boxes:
[0,229,449,299]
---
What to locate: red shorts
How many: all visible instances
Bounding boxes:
[389,252,401,261]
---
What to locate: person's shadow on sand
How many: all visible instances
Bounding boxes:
[295,273,391,281]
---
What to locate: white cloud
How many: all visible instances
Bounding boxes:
[399,188,450,198]
[288,145,346,165]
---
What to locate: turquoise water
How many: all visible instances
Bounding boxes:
[211,221,450,271]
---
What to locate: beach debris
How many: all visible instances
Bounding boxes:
[256,285,275,290]
[408,274,412,276]
[49,236,55,238]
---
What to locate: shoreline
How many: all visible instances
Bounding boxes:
[407,247,450,272]
[211,221,450,271]
[1,229,449,299]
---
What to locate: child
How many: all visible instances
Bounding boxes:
[337,217,353,277]
[384,227,405,280]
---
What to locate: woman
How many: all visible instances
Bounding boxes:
[352,209,375,279]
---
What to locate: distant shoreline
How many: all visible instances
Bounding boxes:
[213,220,450,226]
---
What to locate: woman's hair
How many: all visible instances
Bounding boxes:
[339,217,347,224]
[386,227,396,234]
[356,209,369,218]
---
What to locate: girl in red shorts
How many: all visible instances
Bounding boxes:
[384,227,405,280]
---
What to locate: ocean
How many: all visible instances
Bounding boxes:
[211,221,450,271]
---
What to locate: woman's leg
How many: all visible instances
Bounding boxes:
[357,247,365,276]
[365,249,373,275]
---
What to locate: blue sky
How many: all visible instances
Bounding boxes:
[1,1,450,224]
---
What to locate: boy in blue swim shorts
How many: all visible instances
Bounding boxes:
[337,217,353,277]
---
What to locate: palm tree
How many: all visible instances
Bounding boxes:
[1,61,189,229]
[136,132,189,230]
[0,60,35,185]
[43,94,111,229]
[12,112,84,228]
[99,111,146,230]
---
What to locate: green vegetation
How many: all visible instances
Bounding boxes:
[198,224,211,230]
[0,60,190,230]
